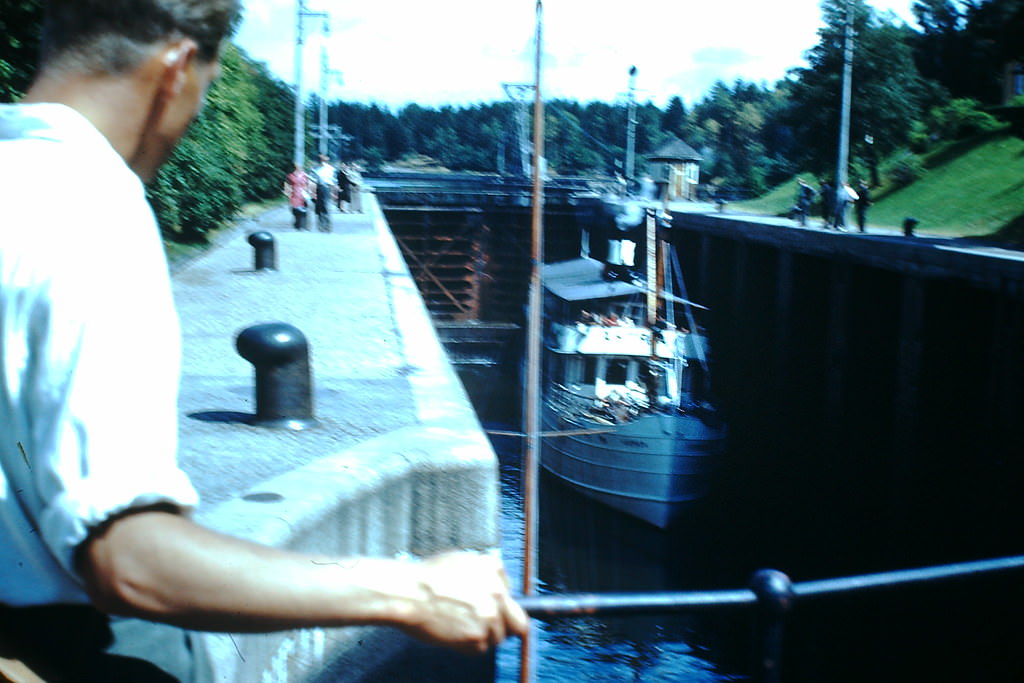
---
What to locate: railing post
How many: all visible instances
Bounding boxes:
[751,569,794,683]
[235,322,318,430]
[248,231,277,271]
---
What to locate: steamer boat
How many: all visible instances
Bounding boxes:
[540,196,726,528]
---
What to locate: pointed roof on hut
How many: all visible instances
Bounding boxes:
[648,137,703,162]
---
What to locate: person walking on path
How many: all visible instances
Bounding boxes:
[348,163,365,213]
[284,162,311,230]
[793,178,816,226]
[312,154,335,232]
[818,180,834,229]
[855,179,872,232]
[335,162,351,213]
[0,2,527,680]
[832,182,859,231]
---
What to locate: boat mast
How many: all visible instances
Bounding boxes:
[521,2,544,680]
[645,209,658,330]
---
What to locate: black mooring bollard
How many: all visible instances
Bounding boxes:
[751,569,794,683]
[903,217,919,238]
[235,322,317,429]
[247,231,276,271]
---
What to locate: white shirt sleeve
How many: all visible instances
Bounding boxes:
[32,198,198,580]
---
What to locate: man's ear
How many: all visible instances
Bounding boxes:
[159,38,199,98]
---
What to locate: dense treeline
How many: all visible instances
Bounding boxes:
[2,0,1021,241]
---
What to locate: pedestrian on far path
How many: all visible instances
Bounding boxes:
[335,162,351,213]
[284,162,311,230]
[793,178,816,226]
[832,182,858,231]
[312,154,335,232]
[819,180,834,229]
[855,179,871,232]
[348,163,364,213]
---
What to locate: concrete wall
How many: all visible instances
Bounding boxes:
[171,193,501,682]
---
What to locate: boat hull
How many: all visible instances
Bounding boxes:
[541,405,725,528]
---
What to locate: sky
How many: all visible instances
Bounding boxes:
[233,0,919,110]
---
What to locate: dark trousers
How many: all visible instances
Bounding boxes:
[0,604,195,682]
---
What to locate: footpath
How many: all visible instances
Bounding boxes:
[170,192,499,682]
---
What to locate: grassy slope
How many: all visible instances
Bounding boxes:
[734,129,1024,245]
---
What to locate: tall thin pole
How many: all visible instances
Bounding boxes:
[625,65,638,188]
[835,0,855,191]
[292,0,306,166]
[293,0,328,166]
[520,3,544,681]
[318,19,330,157]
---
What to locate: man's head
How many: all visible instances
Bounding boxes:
[39,0,239,76]
[28,0,240,180]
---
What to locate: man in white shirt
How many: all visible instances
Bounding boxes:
[0,2,525,680]
[313,153,335,232]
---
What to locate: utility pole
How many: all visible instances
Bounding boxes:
[502,83,534,178]
[625,65,638,189]
[293,0,329,166]
[835,0,855,192]
[318,17,330,158]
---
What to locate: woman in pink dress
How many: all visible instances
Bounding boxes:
[283,163,311,230]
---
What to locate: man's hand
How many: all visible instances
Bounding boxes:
[400,551,529,656]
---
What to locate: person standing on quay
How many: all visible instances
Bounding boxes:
[313,153,335,232]
[0,2,527,681]
[348,162,365,213]
[284,161,311,230]
[793,177,816,226]
[819,179,834,229]
[335,161,351,212]
[832,181,859,231]
[855,179,872,232]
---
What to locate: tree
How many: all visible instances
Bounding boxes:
[688,80,779,193]
[784,0,936,178]
[661,96,689,138]
[958,0,1024,102]
[0,0,42,102]
[150,45,294,241]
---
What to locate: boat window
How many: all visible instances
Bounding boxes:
[546,354,564,385]
[607,358,629,385]
[582,357,597,385]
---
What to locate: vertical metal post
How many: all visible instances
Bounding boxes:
[247,231,276,271]
[645,209,658,328]
[293,0,305,166]
[625,65,638,188]
[293,1,328,166]
[318,19,330,158]
[751,569,794,683]
[835,0,855,193]
[236,323,318,430]
[521,5,544,681]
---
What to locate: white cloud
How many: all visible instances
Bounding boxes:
[234,0,919,109]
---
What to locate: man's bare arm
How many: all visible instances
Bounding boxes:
[77,508,527,655]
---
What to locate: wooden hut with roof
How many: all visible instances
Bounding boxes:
[648,137,703,201]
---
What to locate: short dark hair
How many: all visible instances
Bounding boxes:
[40,0,240,74]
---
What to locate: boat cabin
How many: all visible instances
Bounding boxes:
[542,258,710,421]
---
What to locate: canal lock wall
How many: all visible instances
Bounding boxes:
[171,191,499,682]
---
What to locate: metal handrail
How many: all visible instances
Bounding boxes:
[515,554,1024,683]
